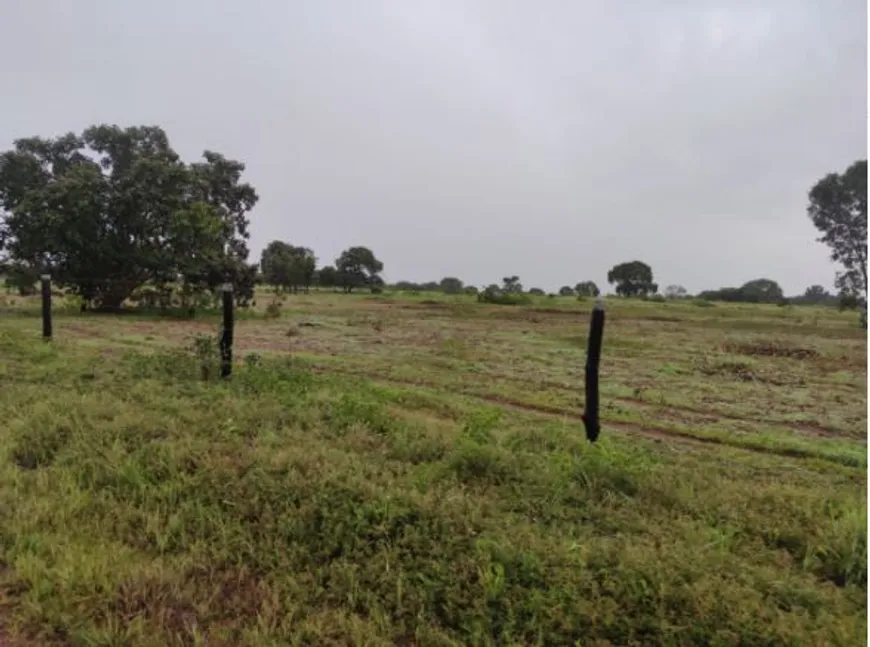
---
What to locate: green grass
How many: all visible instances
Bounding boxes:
[0,291,866,645]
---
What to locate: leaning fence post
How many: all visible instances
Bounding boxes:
[40,274,52,341]
[582,298,606,442]
[219,283,234,378]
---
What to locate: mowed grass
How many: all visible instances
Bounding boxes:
[0,291,866,645]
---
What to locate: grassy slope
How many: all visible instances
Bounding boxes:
[0,292,866,646]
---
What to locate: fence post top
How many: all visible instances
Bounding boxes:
[220,283,233,293]
[40,274,51,281]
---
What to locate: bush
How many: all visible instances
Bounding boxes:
[264,297,283,319]
[477,286,531,306]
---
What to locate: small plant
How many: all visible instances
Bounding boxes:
[243,352,263,368]
[264,298,283,319]
[190,333,219,381]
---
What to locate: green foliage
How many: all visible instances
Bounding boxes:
[3,262,39,295]
[740,278,784,303]
[574,281,600,297]
[316,265,338,289]
[335,246,384,293]
[558,285,575,296]
[501,276,523,293]
[607,261,657,297]
[528,287,545,296]
[699,279,785,304]
[0,125,258,310]
[439,276,464,294]
[793,285,837,306]
[477,284,531,305]
[260,240,317,293]
[807,160,867,302]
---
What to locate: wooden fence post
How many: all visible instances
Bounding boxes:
[220,284,234,378]
[582,298,605,442]
[40,274,52,341]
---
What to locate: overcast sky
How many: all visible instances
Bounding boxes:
[0,0,866,294]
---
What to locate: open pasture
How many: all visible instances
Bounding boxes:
[0,292,866,645]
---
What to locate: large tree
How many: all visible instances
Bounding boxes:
[335,246,383,293]
[0,125,258,309]
[606,261,657,297]
[439,276,464,294]
[260,241,317,293]
[739,278,783,303]
[807,160,867,303]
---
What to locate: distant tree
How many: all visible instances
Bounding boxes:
[797,284,833,305]
[739,278,784,303]
[558,285,575,296]
[807,160,867,304]
[528,287,545,296]
[607,262,657,297]
[335,246,384,293]
[0,125,258,310]
[317,265,338,290]
[464,286,479,295]
[286,246,316,292]
[574,281,600,297]
[478,283,530,305]
[260,241,294,292]
[260,242,316,293]
[501,276,523,293]
[664,284,688,299]
[439,277,464,294]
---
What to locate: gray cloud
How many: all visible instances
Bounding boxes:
[1,0,866,293]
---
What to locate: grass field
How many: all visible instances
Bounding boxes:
[0,290,866,646]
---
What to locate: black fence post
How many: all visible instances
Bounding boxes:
[40,274,52,341]
[220,283,234,378]
[582,298,606,442]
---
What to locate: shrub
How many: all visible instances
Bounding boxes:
[264,297,283,319]
[477,286,531,306]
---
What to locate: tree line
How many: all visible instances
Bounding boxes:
[0,124,865,322]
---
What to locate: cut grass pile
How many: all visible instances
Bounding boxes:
[0,293,866,645]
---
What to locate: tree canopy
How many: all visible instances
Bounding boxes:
[698,278,784,304]
[574,281,600,297]
[335,246,384,292]
[606,262,657,297]
[807,160,867,302]
[260,241,316,293]
[0,124,258,309]
[439,277,464,294]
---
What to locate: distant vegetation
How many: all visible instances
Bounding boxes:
[0,123,865,324]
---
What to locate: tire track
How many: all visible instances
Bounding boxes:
[311,366,863,466]
[311,364,854,441]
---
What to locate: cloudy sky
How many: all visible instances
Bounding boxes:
[0,0,866,294]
